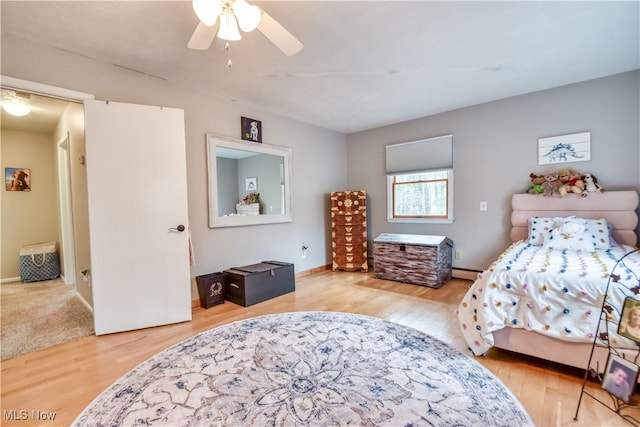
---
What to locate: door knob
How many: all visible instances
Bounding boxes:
[169,225,186,232]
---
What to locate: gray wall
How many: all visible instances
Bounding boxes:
[216,157,238,216]
[237,154,282,215]
[3,35,638,283]
[347,71,640,271]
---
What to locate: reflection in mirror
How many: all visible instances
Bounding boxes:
[206,134,292,228]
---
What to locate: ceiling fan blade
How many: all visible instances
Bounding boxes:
[187,21,218,50]
[257,11,303,56]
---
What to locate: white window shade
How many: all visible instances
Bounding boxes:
[385,134,453,175]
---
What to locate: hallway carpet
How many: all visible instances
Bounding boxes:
[1,279,94,360]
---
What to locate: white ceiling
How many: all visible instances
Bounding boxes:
[1,89,70,133]
[1,1,639,134]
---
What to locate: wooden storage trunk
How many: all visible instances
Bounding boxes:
[224,261,295,307]
[373,233,453,288]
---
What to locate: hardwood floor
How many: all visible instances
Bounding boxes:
[1,269,638,426]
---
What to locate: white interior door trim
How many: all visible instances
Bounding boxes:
[0,75,94,102]
[57,132,77,286]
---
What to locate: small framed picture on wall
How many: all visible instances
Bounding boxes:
[241,116,262,143]
[245,177,257,191]
[5,167,31,191]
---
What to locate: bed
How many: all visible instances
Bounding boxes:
[457,190,640,373]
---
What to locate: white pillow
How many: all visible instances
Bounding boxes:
[542,217,611,251]
[528,216,561,246]
[584,218,613,249]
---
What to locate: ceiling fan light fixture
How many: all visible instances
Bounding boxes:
[187,0,303,56]
[232,0,262,32]
[193,0,223,26]
[217,8,242,41]
[3,103,31,117]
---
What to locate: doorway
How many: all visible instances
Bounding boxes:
[1,89,79,287]
[2,76,193,339]
[1,75,94,307]
[1,77,95,358]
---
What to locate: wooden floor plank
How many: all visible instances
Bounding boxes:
[1,270,638,426]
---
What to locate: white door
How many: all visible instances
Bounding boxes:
[84,100,192,335]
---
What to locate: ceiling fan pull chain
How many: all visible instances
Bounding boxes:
[225,42,232,68]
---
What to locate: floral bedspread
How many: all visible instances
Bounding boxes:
[457,241,640,355]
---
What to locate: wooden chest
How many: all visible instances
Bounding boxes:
[373,233,453,288]
[224,261,295,307]
[331,190,368,272]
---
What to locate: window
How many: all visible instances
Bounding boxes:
[387,170,453,222]
[385,135,453,223]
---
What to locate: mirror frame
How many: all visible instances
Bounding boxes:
[206,133,293,228]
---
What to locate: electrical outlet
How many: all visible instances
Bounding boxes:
[455,250,462,260]
[480,201,488,211]
[81,269,91,286]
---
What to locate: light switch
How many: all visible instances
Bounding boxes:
[480,201,488,211]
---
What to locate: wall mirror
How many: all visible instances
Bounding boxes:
[206,134,293,228]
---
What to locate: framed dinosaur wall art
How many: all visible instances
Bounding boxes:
[537,131,591,165]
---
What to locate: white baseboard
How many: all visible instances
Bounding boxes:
[75,291,94,314]
[1,277,21,284]
[60,274,76,286]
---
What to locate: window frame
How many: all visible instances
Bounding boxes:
[386,169,454,224]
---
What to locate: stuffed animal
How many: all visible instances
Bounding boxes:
[551,216,587,238]
[558,170,585,196]
[541,172,562,197]
[568,173,586,196]
[583,173,604,193]
[556,168,575,196]
[527,173,546,194]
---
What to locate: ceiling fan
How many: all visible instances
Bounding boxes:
[187,0,303,56]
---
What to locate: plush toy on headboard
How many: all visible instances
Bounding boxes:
[541,172,562,197]
[556,168,574,196]
[527,173,546,195]
[559,170,586,196]
[583,173,604,193]
[526,170,604,197]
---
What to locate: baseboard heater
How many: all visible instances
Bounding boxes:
[452,268,481,281]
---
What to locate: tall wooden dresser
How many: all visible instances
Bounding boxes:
[331,190,368,272]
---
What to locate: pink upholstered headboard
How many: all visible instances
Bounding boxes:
[511,191,639,247]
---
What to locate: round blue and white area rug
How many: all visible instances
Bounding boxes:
[73,311,533,426]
